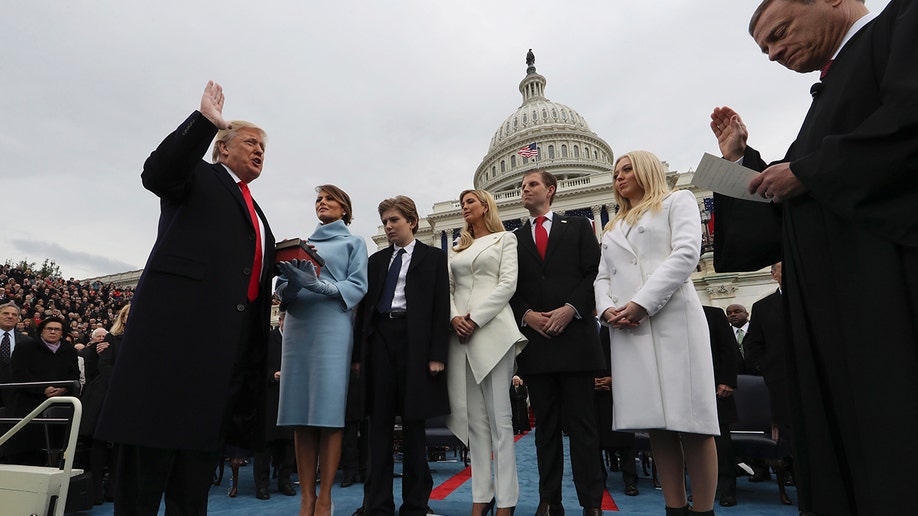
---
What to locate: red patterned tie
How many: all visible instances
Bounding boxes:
[238,181,262,302]
[819,59,833,80]
[535,216,548,259]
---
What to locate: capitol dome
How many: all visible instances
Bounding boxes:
[475,55,615,193]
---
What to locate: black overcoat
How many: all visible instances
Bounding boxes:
[96,111,275,452]
[354,241,450,419]
[712,3,918,513]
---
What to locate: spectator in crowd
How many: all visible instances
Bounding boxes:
[276,184,368,516]
[702,306,741,507]
[1,301,32,409]
[81,303,130,504]
[595,151,718,516]
[253,311,297,500]
[509,375,530,435]
[725,305,756,375]
[596,325,639,498]
[446,189,526,516]
[9,316,80,465]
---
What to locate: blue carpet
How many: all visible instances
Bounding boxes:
[70,431,798,515]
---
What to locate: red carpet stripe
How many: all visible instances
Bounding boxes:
[601,488,619,511]
[430,432,531,500]
[429,466,471,500]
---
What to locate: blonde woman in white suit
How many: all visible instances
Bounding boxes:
[446,189,527,516]
[594,151,718,516]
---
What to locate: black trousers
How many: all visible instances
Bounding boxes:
[365,317,432,516]
[342,417,368,478]
[714,422,736,498]
[525,372,605,508]
[253,438,294,490]
[114,444,219,516]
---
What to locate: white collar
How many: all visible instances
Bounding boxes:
[833,12,878,60]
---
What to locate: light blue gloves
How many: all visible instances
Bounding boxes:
[278,259,339,301]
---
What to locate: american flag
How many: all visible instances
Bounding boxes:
[517,143,539,158]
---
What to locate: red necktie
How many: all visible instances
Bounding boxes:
[535,216,548,259]
[238,181,262,302]
[819,59,833,80]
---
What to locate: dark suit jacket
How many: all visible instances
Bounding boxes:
[354,240,450,420]
[9,338,80,417]
[511,214,603,374]
[743,289,789,426]
[703,306,739,424]
[0,333,33,408]
[96,111,276,451]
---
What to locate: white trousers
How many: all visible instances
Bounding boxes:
[466,347,519,507]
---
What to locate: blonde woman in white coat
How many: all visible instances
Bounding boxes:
[446,189,527,516]
[594,151,718,516]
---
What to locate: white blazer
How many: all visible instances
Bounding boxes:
[446,231,527,444]
[594,190,718,435]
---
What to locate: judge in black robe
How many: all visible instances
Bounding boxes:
[709,2,918,514]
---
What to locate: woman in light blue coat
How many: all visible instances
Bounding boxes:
[276,184,368,516]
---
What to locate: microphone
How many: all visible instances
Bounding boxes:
[810,82,823,98]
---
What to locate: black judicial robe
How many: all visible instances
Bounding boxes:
[713,2,918,514]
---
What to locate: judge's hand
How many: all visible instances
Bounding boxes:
[200,81,231,130]
[749,162,807,202]
[607,302,647,329]
[542,305,575,336]
[96,341,109,354]
[451,314,477,344]
[523,310,552,339]
[710,106,748,162]
[716,384,734,398]
[273,371,281,382]
[429,361,445,376]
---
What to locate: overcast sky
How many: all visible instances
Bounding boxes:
[1,0,891,279]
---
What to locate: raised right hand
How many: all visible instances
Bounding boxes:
[709,106,748,162]
[200,81,231,130]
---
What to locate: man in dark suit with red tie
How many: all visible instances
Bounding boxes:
[710,1,918,513]
[352,195,450,516]
[96,81,275,515]
[511,170,605,516]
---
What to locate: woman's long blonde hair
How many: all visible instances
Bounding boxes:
[109,303,130,336]
[605,150,671,231]
[453,189,505,252]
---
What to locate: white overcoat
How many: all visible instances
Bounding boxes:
[594,190,718,435]
[445,232,527,444]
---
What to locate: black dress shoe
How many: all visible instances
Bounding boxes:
[749,471,772,482]
[256,487,270,500]
[535,502,565,516]
[351,506,367,516]
[279,483,297,496]
[341,475,356,487]
[582,509,602,516]
[625,484,639,496]
[720,494,737,506]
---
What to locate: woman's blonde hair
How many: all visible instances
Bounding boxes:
[453,189,504,252]
[605,150,671,231]
[109,303,130,336]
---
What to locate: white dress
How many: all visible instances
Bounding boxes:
[594,190,718,435]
